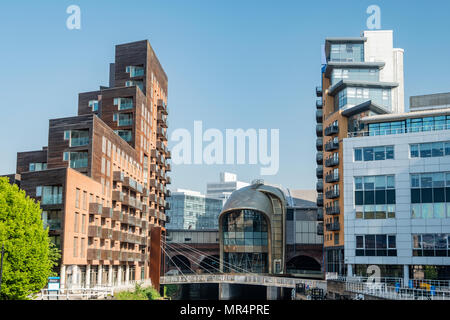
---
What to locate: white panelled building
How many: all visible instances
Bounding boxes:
[343,92,450,282]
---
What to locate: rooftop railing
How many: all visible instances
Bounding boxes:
[348,124,450,138]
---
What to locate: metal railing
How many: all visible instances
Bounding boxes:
[160,274,326,290]
[348,124,450,138]
[327,274,450,300]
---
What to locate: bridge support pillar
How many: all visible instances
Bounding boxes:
[266,286,283,300]
[219,283,232,300]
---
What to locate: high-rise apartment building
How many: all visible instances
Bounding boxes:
[343,92,450,282]
[166,189,223,230]
[316,30,405,275]
[3,40,170,289]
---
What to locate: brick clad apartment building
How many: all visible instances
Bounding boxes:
[4,40,171,290]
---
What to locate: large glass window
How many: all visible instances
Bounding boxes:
[412,234,450,257]
[410,172,450,218]
[114,97,133,110]
[410,141,450,159]
[222,209,269,273]
[68,151,88,169]
[329,43,364,62]
[368,116,450,137]
[355,234,397,257]
[115,130,133,142]
[354,146,394,162]
[355,175,395,219]
[69,130,90,147]
[41,186,63,205]
[335,87,391,111]
[331,68,379,86]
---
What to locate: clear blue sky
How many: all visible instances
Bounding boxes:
[1,0,450,193]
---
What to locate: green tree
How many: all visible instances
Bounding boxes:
[0,177,60,300]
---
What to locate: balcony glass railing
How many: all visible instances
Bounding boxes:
[43,219,62,231]
[41,186,63,205]
[115,130,132,142]
[118,118,133,126]
[69,152,88,169]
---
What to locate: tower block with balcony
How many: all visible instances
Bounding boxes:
[315,31,404,275]
[4,40,171,289]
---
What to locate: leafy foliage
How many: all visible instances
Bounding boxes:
[115,283,162,300]
[0,177,60,300]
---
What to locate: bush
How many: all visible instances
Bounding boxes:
[115,283,162,300]
[0,177,60,300]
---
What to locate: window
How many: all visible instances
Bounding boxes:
[410,172,450,218]
[74,212,79,232]
[69,152,88,169]
[82,214,86,234]
[82,191,87,210]
[355,234,397,256]
[355,175,395,219]
[89,100,99,112]
[413,234,450,257]
[41,186,63,205]
[410,141,450,158]
[73,237,78,257]
[355,146,394,162]
[75,188,80,208]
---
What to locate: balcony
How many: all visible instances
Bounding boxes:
[112,190,125,202]
[43,219,62,231]
[101,206,113,219]
[325,205,340,215]
[325,172,339,183]
[316,165,323,179]
[114,98,134,111]
[325,189,340,199]
[325,140,339,152]
[157,99,168,115]
[157,112,168,128]
[316,152,323,165]
[316,193,324,207]
[87,248,101,261]
[149,209,157,218]
[317,208,324,221]
[325,157,339,167]
[316,99,323,109]
[316,86,323,97]
[165,202,171,210]
[101,228,113,240]
[316,181,323,192]
[317,223,324,236]
[325,125,339,136]
[113,171,124,182]
[89,203,103,215]
[166,176,171,184]
[326,222,340,231]
[316,138,323,152]
[166,163,171,172]
[166,189,171,198]
[112,250,120,261]
[316,124,323,137]
[316,110,323,123]
[88,225,102,238]
[127,66,145,78]
[112,230,121,241]
[123,176,138,191]
[112,210,123,221]
[157,127,168,141]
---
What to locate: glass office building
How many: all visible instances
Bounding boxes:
[166,189,223,230]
